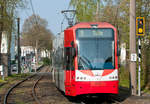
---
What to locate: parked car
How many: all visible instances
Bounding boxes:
[11,64,18,73]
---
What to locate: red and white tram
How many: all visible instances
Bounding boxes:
[52,22,120,96]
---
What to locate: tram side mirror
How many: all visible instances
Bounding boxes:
[71,41,74,47]
[71,41,76,57]
[117,41,120,56]
[71,47,76,58]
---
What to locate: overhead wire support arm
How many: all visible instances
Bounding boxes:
[61,10,76,14]
[61,10,76,27]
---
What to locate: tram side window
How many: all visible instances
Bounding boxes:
[55,50,59,66]
[53,52,57,67]
[59,48,64,67]
[56,47,63,67]
[52,51,55,66]
[64,47,74,70]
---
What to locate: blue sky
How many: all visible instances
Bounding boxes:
[19,0,71,35]
[11,0,70,59]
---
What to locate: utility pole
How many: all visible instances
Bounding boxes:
[17,18,21,74]
[130,0,137,95]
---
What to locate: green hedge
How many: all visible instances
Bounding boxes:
[42,57,51,65]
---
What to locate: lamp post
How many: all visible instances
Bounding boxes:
[17,18,21,74]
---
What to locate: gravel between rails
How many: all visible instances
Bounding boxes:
[31,67,72,104]
[3,66,71,104]
[32,67,50,104]
[3,66,48,104]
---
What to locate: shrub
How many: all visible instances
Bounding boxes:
[42,57,51,65]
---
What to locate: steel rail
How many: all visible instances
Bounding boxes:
[3,74,36,104]
[32,75,43,104]
[32,67,49,104]
[3,66,45,104]
[110,94,123,104]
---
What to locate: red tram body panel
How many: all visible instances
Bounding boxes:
[52,22,119,96]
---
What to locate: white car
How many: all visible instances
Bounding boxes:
[11,64,18,73]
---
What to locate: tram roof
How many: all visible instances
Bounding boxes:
[68,22,116,30]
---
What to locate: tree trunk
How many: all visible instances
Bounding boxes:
[0,53,10,77]
[0,21,4,65]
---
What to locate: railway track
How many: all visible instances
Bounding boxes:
[32,75,43,104]
[32,67,50,104]
[110,94,123,104]
[67,94,124,104]
[3,66,49,104]
[3,66,128,104]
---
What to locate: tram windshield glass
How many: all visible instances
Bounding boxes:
[76,28,115,70]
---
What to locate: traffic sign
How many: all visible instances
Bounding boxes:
[136,17,145,36]
[131,53,137,62]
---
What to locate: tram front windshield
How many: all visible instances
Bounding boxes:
[76,28,115,70]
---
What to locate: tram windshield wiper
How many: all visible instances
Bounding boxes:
[79,56,93,70]
[82,56,93,69]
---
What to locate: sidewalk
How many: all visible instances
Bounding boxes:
[122,93,150,104]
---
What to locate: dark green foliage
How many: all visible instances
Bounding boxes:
[11,60,16,65]
[42,57,51,66]
[119,66,130,88]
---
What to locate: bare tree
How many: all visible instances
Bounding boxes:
[22,14,53,65]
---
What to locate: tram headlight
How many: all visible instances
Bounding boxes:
[115,76,118,79]
[109,76,118,79]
